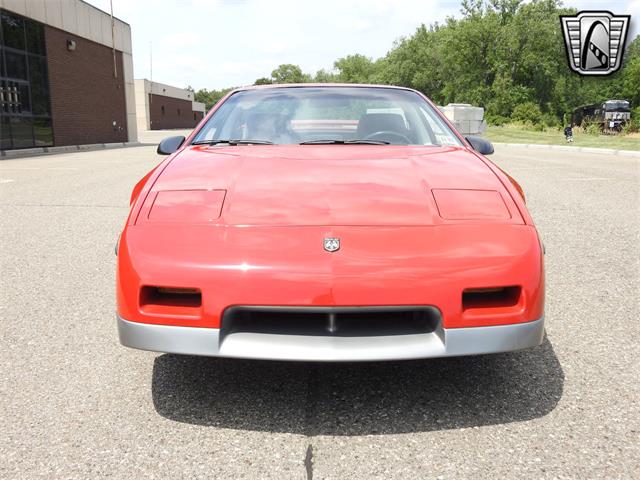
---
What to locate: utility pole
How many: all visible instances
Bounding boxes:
[110,0,117,79]
[149,41,153,130]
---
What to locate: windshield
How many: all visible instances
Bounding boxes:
[603,100,630,111]
[192,87,463,146]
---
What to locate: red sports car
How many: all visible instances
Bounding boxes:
[117,84,544,361]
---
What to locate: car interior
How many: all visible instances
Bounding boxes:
[192,88,463,146]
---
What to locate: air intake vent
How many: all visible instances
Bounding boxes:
[139,286,202,318]
[222,306,441,337]
[462,286,521,310]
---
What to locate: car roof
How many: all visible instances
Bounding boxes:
[229,83,420,95]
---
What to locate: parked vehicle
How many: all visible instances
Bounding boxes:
[116,84,545,362]
[571,100,631,131]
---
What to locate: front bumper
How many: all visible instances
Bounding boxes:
[118,315,544,362]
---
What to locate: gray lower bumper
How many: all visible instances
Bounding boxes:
[118,315,544,362]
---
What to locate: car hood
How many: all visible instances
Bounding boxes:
[149,145,521,226]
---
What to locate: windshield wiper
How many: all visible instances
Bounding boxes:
[299,139,390,145]
[191,139,274,146]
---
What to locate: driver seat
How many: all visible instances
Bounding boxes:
[245,112,299,144]
[356,113,408,140]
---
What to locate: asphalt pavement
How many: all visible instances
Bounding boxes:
[1,143,638,479]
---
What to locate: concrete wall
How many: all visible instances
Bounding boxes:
[192,101,205,113]
[146,80,195,102]
[1,0,137,143]
[135,79,206,131]
[134,80,150,132]
[440,104,486,135]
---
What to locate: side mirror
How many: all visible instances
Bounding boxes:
[465,136,494,155]
[157,136,185,155]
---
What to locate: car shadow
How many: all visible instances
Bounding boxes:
[151,336,563,435]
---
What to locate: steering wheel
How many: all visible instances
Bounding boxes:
[363,130,412,145]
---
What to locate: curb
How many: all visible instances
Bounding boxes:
[1,141,143,160]
[492,142,640,157]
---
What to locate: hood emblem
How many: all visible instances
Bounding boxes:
[323,237,340,252]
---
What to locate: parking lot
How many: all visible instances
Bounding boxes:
[1,143,638,479]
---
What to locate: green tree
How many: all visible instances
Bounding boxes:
[270,64,310,84]
[197,0,639,125]
[381,25,446,101]
[194,87,235,110]
[253,77,272,85]
[333,54,380,83]
[511,101,542,124]
[618,37,640,107]
[314,68,338,83]
[485,72,533,119]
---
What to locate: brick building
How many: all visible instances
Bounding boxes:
[135,79,205,131]
[0,1,136,150]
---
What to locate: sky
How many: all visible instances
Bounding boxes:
[86,0,639,91]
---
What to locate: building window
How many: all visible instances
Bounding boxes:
[177,108,181,116]
[161,105,165,115]
[1,9,52,149]
[193,112,196,121]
